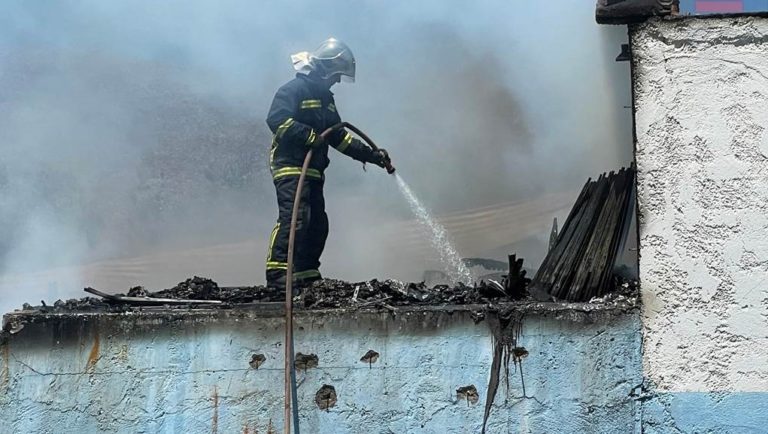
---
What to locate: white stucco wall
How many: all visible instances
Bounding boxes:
[632,16,768,393]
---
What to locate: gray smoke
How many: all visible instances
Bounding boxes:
[0,0,631,313]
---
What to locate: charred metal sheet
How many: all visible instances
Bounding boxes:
[85,287,223,306]
[596,0,678,24]
[461,258,507,270]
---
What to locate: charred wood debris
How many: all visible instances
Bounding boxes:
[11,168,637,315]
[530,166,637,302]
[14,268,532,314]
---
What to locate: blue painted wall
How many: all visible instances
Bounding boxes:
[642,391,768,433]
[0,308,642,433]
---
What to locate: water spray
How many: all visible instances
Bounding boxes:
[338,128,471,284]
[394,174,474,284]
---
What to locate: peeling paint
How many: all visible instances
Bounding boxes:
[1,343,8,389]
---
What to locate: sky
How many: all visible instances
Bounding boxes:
[0,0,633,313]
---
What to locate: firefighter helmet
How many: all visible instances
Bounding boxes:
[310,38,356,83]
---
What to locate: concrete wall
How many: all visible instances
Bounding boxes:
[631,16,768,432]
[0,306,641,433]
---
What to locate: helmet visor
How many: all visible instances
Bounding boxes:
[340,61,355,83]
[316,55,355,82]
[312,38,356,82]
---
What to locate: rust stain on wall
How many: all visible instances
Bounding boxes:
[211,385,219,434]
[85,332,100,373]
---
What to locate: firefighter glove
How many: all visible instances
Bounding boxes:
[369,148,390,169]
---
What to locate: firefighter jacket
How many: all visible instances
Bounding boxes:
[266,74,376,181]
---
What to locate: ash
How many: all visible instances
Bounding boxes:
[12,275,529,313]
[10,273,637,314]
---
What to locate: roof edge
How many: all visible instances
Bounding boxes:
[662,11,768,20]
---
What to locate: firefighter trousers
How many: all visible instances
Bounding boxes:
[265,176,328,287]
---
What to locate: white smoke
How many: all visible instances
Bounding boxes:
[0,0,632,314]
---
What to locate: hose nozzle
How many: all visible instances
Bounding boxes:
[379,149,395,174]
[385,162,396,175]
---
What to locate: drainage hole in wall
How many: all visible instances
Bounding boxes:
[315,385,337,411]
[295,353,319,370]
[360,350,379,367]
[456,385,479,405]
[249,354,266,369]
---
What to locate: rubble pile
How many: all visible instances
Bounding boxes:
[11,275,536,313]
[9,254,638,313]
[131,277,285,304]
[302,279,496,309]
[150,276,221,300]
[20,297,111,312]
[137,276,526,308]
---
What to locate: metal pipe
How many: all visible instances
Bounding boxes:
[289,329,300,431]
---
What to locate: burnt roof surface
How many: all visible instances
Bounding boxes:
[3,275,639,316]
[1,276,639,343]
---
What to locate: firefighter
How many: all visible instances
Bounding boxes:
[265,38,390,290]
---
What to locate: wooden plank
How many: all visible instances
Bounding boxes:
[530,167,636,301]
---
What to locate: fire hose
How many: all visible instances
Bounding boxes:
[284,122,394,434]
